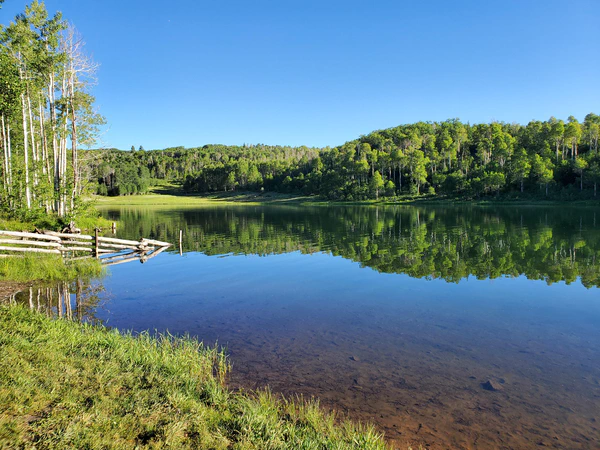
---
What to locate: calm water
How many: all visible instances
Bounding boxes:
[16,205,600,449]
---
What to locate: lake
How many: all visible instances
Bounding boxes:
[16,204,600,449]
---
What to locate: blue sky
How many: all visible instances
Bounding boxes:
[2,0,599,149]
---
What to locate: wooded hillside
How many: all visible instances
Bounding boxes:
[88,115,600,200]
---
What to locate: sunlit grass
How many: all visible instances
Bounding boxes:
[0,305,391,449]
[93,191,314,206]
[0,254,103,282]
[0,212,111,283]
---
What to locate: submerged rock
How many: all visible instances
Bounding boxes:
[481,379,503,391]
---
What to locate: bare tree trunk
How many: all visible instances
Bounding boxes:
[49,72,60,213]
[6,122,12,192]
[69,70,78,209]
[1,115,9,194]
[399,165,402,190]
[27,94,39,196]
[39,100,51,183]
[20,89,31,209]
[60,73,69,216]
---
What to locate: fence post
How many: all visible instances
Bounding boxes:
[94,228,99,258]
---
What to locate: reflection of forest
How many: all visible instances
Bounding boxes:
[11,279,106,323]
[103,205,600,288]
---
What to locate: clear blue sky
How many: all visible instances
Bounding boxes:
[3,0,600,149]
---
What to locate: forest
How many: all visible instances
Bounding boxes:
[89,115,600,201]
[2,3,600,212]
[0,1,103,220]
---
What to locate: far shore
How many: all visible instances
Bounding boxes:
[93,190,600,208]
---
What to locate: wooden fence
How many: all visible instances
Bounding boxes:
[0,230,171,265]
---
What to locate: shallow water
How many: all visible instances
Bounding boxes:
[17,205,600,449]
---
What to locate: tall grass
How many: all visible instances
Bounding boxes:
[0,209,109,283]
[0,210,113,233]
[0,306,391,449]
[0,255,103,282]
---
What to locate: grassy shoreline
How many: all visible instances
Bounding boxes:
[0,305,390,449]
[0,255,103,283]
[0,214,109,284]
[94,191,600,208]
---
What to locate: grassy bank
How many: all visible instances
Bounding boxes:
[0,255,103,283]
[94,191,316,206]
[0,305,389,449]
[0,217,105,284]
[0,208,112,283]
[94,189,600,208]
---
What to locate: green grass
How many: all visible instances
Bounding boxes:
[0,305,391,449]
[94,190,600,209]
[73,215,114,231]
[0,255,103,282]
[0,212,111,283]
[94,191,316,206]
[0,214,114,233]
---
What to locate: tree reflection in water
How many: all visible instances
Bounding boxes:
[102,205,600,288]
[11,278,106,324]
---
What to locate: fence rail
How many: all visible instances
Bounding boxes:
[0,230,172,264]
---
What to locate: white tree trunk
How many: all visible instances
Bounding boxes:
[20,90,31,209]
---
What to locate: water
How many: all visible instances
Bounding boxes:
[16,205,600,449]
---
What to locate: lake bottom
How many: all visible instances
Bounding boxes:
[77,251,600,450]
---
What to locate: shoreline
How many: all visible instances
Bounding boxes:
[93,191,600,208]
[0,304,392,449]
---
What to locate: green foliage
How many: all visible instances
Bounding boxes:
[87,114,600,202]
[0,305,390,449]
[0,2,103,217]
[95,159,151,196]
[369,171,384,199]
[0,202,113,233]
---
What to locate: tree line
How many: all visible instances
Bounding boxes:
[89,115,600,200]
[0,1,103,220]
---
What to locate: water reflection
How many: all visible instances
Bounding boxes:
[17,204,600,449]
[102,205,600,287]
[11,279,105,324]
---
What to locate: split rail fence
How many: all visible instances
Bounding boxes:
[0,230,171,266]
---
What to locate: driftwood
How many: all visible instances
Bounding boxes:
[61,221,81,234]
